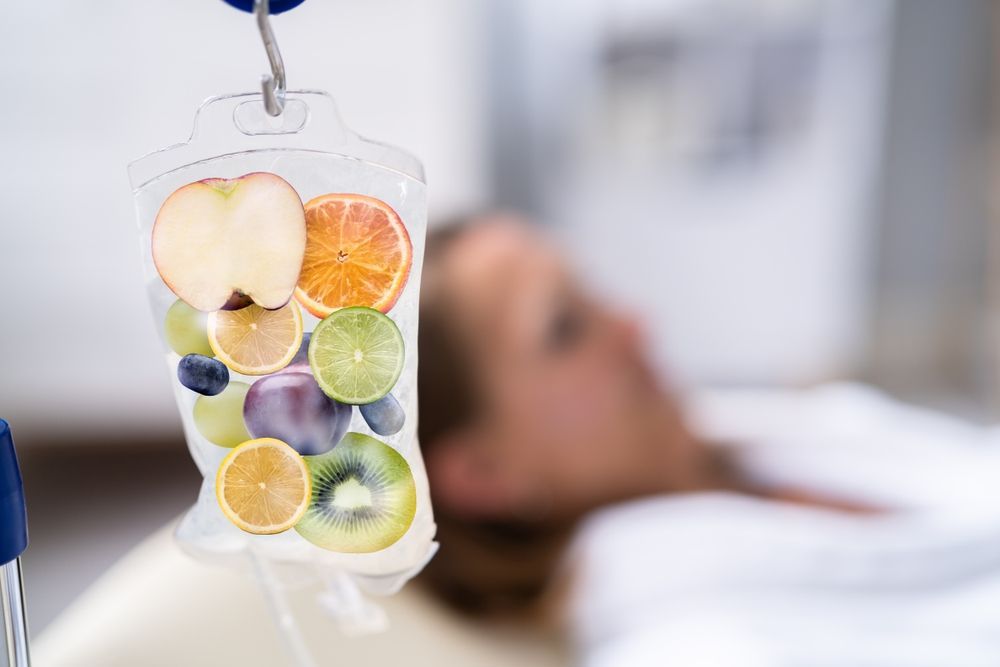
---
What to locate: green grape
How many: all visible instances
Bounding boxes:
[193,382,252,447]
[164,299,213,357]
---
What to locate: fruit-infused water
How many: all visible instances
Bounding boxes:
[129,92,436,610]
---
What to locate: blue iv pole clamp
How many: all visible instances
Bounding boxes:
[0,419,30,667]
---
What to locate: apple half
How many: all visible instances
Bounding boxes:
[152,172,307,312]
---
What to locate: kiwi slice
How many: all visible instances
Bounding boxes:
[295,432,417,553]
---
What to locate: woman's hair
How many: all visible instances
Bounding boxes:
[416,221,576,617]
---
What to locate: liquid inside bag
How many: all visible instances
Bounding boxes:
[128,91,437,626]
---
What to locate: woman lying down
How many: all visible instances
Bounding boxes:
[416,216,1000,667]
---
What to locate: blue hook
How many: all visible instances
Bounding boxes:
[221,0,307,14]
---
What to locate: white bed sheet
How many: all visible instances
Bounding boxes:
[569,384,1000,666]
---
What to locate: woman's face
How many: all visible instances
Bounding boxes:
[433,221,694,521]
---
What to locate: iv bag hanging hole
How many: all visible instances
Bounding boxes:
[234,97,308,135]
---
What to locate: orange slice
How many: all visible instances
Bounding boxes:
[208,301,303,375]
[294,194,412,317]
[216,438,311,534]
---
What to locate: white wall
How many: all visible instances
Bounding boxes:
[0,0,488,441]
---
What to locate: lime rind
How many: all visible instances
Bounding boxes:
[308,307,405,405]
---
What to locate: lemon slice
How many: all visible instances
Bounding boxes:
[215,438,311,535]
[309,307,404,405]
[208,301,303,375]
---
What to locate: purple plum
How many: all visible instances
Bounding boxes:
[243,372,350,455]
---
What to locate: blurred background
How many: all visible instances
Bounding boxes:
[0,0,998,648]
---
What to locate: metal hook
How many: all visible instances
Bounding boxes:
[255,0,286,116]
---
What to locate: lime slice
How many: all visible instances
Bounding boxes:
[308,307,404,405]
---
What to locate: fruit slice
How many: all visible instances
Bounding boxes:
[308,307,404,404]
[216,438,311,535]
[152,172,306,312]
[208,301,303,375]
[194,382,252,447]
[294,194,412,317]
[295,432,416,553]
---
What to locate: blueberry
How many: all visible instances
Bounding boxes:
[178,354,230,396]
[360,393,405,436]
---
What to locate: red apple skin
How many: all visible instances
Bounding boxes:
[152,172,306,312]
